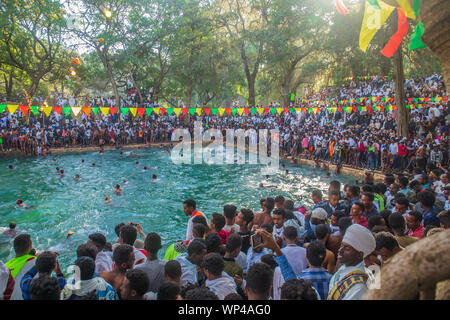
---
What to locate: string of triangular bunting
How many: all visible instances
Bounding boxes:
[0,96,447,117]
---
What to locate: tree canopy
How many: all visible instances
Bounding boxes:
[0,0,442,106]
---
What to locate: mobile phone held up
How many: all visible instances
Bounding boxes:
[251,234,263,249]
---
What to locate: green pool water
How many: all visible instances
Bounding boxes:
[0,148,354,270]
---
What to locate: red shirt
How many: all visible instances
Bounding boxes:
[352,216,368,228]
[217,230,230,244]
[398,144,407,156]
[408,224,424,239]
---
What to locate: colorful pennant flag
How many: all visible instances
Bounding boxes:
[7,105,18,114]
[43,106,53,117]
[82,107,91,116]
[72,107,81,116]
[100,107,109,116]
[334,0,349,15]
[409,21,426,50]
[360,0,395,52]
[381,7,409,58]
[396,0,416,19]
[53,106,62,115]
[19,105,30,115]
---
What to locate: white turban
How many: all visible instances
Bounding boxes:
[342,224,376,258]
[312,208,328,220]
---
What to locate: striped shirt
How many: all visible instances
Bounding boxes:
[298,268,332,300]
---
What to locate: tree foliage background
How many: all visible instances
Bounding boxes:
[0,0,442,106]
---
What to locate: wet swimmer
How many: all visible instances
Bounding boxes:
[104,195,112,204]
[74,174,81,181]
[8,165,15,170]
[59,169,65,176]
[16,199,27,208]
[122,178,128,185]
[142,166,149,172]
[135,161,140,167]
[56,167,61,174]
[92,162,96,166]
[52,157,57,162]
[81,159,85,163]
[114,184,123,195]
[259,182,277,189]
[151,174,159,182]
[99,149,104,155]
[2,222,20,238]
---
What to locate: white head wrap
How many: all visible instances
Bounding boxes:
[342,224,376,258]
[312,208,328,220]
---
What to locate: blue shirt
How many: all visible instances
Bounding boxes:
[274,255,331,300]
[422,206,440,228]
[21,267,66,300]
[246,247,270,273]
[298,268,332,300]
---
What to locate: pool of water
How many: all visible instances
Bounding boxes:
[0,147,355,270]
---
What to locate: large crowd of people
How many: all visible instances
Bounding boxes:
[1,168,449,300]
[1,74,449,300]
[1,74,448,177]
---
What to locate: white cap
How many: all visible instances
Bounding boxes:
[342,224,376,258]
[312,208,328,220]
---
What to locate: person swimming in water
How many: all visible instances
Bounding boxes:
[151,174,159,182]
[56,167,60,174]
[59,169,65,176]
[74,174,81,181]
[52,157,57,162]
[122,178,128,185]
[142,166,149,171]
[259,182,277,189]
[92,162,96,166]
[114,184,123,195]
[135,161,140,166]
[2,222,20,238]
[99,149,104,155]
[104,195,112,204]
[16,199,27,208]
[9,165,15,170]
[81,159,85,163]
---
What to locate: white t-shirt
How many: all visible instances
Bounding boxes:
[223,224,240,233]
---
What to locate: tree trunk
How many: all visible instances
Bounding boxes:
[28,76,40,98]
[420,0,450,94]
[98,48,120,108]
[240,43,257,107]
[281,82,290,107]
[248,77,256,107]
[131,73,143,105]
[186,78,192,109]
[186,51,193,108]
[4,73,13,101]
[394,43,409,138]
